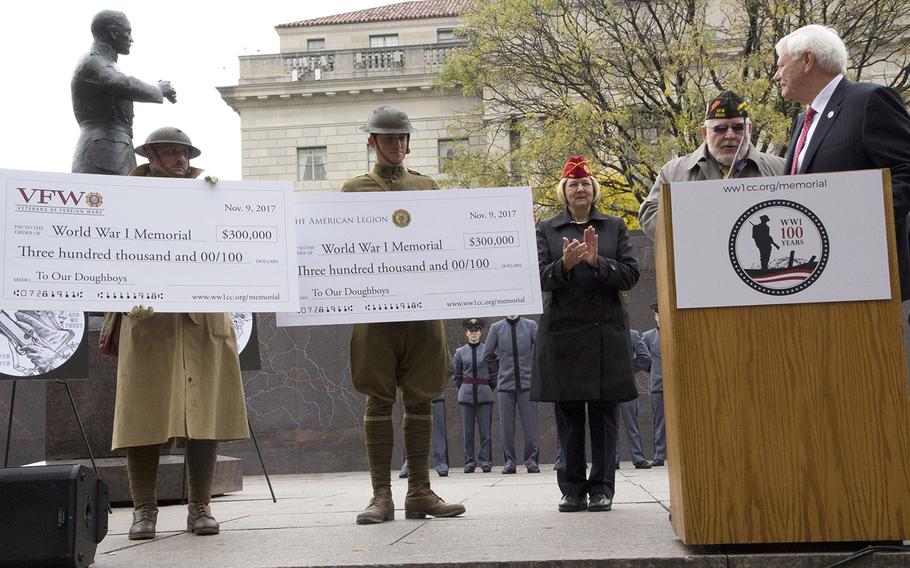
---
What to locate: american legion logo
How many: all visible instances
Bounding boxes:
[392,208,411,228]
[728,199,829,295]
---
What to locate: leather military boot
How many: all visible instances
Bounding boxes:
[128,505,158,540]
[186,502,220,535]
[356,486,394,524]
[404,486,465,519]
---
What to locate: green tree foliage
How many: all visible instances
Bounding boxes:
[436,0,910,223]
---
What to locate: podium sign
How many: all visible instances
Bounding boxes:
[655,169,910,545]
[671,170,890,308]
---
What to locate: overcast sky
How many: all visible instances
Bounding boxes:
[0,1,401,179]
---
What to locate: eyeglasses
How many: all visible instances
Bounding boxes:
[710,124,745,134]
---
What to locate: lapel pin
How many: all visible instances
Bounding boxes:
[827,111,834,118]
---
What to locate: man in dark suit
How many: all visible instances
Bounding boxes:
[775,24,910,300]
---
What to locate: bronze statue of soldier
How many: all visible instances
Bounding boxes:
[71,10,177,175]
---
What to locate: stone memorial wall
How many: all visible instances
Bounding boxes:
[3,233,668,473]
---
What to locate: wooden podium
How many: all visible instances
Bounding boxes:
[655,170,910,544]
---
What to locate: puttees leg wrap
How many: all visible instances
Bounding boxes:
[404,401,432,491]
[186,439,218,505]
[364,396,395,490]
[126,444,160,510]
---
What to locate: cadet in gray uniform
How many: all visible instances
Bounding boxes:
[399,392,450,478]
[616,329,652,469]
[452,318,495,473]
[430,393,450,476]
[642,304,665,466]
[483,315,540,473]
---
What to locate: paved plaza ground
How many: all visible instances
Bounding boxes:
[93,463,909,567]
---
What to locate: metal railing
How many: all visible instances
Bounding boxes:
[238,41,466,84]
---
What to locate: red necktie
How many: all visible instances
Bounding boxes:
[790,106,817,175]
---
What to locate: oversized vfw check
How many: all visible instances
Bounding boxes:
[277,187,543,326]
[0,169,299,312]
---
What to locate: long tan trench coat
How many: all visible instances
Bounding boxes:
[110,164,250,450]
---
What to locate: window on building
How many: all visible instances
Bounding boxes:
[370,34,399,48]
[622,108,664,164]
[307,38,325,51]
[298,147,327,181]
[631,114,660,142]
[438,138,469,173]
[509,117,521,152]
[437,28,457,42]
[367,145,376,170]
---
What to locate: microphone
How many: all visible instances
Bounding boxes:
[724,103,750,180]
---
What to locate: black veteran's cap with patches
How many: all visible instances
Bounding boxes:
[463,318,485,330]
[705,90,748,120]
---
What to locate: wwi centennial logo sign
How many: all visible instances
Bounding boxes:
[728,200,829,296]
[672,171,888,309]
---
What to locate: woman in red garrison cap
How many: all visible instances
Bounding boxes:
[530,155,640,513]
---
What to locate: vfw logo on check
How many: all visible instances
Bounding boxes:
[17,187,104,208]
[728,199,829,296]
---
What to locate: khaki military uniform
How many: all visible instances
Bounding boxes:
[342,164,449,404]
[350,107,464,522]
[111,164,250,450]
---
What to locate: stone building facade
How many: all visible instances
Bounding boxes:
[217,0,479,191]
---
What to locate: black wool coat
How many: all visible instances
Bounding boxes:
[530,208,640,403]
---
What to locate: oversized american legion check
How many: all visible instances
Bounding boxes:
[277,187,544,326]
[0,169,299,312]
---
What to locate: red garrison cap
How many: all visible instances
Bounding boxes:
[561,155,593,179]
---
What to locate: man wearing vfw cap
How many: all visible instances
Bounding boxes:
[453,318,496,473]
[638,90,786,239]
[343,106,464,525]
[112,127,249,540]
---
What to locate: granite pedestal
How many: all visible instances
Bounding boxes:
[36,454,242,504]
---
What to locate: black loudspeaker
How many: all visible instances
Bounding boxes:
[0,465,108,568]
